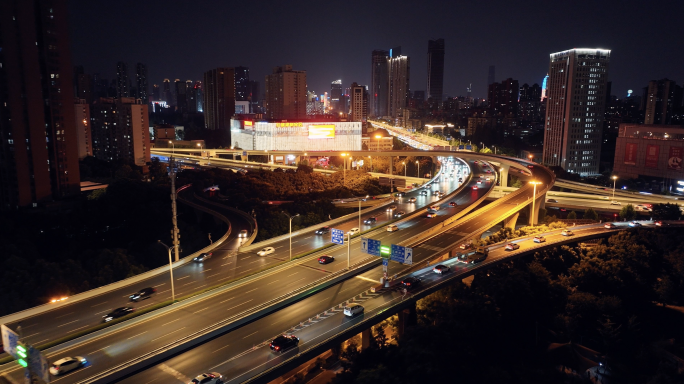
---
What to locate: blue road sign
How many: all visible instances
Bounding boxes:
[28,345,50,383]
[331,228,344,245]
[458,145,465,150]
[360,237,381,257]
[0,325,19,359]
[242,151,247,156]
[465,145,473,151]
[390,244,414,265]
[382,258,388,267]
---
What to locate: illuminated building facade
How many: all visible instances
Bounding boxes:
[542,48,610,175]
[230,119,361,151]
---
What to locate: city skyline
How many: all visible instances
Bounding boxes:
[67,0,684,100]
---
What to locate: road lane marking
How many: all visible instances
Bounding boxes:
[87,345,111,355]
[207,273,222,279]
[202,269,212,273]
[213,344,231,353]
[154,283,166,287]
[66,325,90,334]
[220,297,236,304]
[176,276,189,280]
[127,331,148,340]
[57,320,79,327]
[94,309,111,315]
[194,307,210,314]
[242,331,258,339]
[90,301,108,307]
[266,280,279,285]
[24,332,40,339]
[152,327,185,342]
[286,272,299,277]
[226,299,253,312]
[244,288,258,294]
[55,312,75,319]
[162,318,181,326]
[158,363,191,384]
[180,281,196,287]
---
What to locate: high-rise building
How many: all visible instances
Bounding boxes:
[174,79,183,108]
[542,48,611,175]
[370,50,389,117]
[541,74,549,101]
[488,65,496,86]
[194,81,204,113]
[388,54,410,118]
[0,0,81,209]
[152,84,160,101]
[90,97,150,166]
[350,83,368,122]
[135,63,148,103]
[331,80,343,113]
[265,65,307,120]
[488,78,519,116]
[186,80,196,113]
[74,99,92,159]
[75,71,93,104]
[116,61,129,98]
[235,66,250,101]
[204,68,235,130]
[519,83,542,121]
[426,38,445,103]
[642,79,683,125]
[162,79,172,103]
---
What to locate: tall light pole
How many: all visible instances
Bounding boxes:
[402,161,406,177]
[168,154,180,262]
[157,241,176,302]
[529,181,542,225]
[282,212,300,261]
[369,156,373,172]
[612,176,618,199]
[492,145,497,154]
[375,135,382,152]
[168,140,175,157]
[416,160,420,179]
[528,154,534,162]
[341,153,348,186]
[197,142,202,158]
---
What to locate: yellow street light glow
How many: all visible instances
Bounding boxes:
[612,175,618,180]
[529,181,542,185]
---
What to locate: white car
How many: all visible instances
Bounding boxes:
[610,201,621,206]
[257,247,275,256]
[408,197,417,203]
[429,205,440,211]
[505,243,520,251]
[343,304,364,317]
[628,221,642,227]
[190,372,224,384]
[533,236,546,243]
[348,228,360,236]
[561,230,574,236]
[49,356,87,376]
[238,229,249,238]
[386,224,399,232]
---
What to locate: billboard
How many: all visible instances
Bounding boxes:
[624,143,637,165]
[645,145,660,168]
[308,124,335,139]
[668,146,683,171]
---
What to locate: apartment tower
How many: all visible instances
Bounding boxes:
[426,38,445,103]
[542,48,610,175]
[265,65,307,120]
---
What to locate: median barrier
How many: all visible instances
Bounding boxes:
[0,189,233,327]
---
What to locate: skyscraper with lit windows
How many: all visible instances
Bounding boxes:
[542,48,610,175]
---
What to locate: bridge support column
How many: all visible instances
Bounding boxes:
[499,164,509,187]
[529,196,546,226]
[360,328,372,350]
[389,156,393,176]
[503,212,519,230]
[396,303,417,338]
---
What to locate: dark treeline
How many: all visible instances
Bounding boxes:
[178,165,392,242]
[334,228,684,384]
[0,159,224,316]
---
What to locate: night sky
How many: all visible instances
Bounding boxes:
[68,0,684,99]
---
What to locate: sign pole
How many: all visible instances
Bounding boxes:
[347,233,350,269]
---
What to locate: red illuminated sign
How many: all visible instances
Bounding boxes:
[668,146,683,170]
[623,143,637,165]
[645,145,659,168]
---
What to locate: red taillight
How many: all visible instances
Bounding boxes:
[275,346,280,350]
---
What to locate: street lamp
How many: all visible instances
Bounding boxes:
[375,135,382,152]
[416,160,420,179]
[612,176,618,199]
[196,142,203,158]
[282,212,300,261]
[157,241,177,303]
[402,161,406,177]
[529,181,543,226]
[168,140,175,156]
[341,153,348,185]
[528,154,534,162]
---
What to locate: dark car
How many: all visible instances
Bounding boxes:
[270,335,299,353]
[193,252,212,262]
[318,255,334,264]
[315,227,330,235]
[102,307,134,322]
[420,190,428,196]
[396,192,406,197]
[401,277,421,290]
[190,372,224,384]
[129,287,156,302]
[363,217,377,225]
[449,201,458,207]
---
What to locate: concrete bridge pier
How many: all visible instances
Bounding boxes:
[503,212,519,230]
[360,328,372,350]
[498,164,509,187]
[396,303,417,338]
[529,196,546,225]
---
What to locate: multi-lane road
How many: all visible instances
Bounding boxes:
[0,159,493,383]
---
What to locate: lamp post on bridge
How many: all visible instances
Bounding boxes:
[282,212,300,261]
[612,175,618,199]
